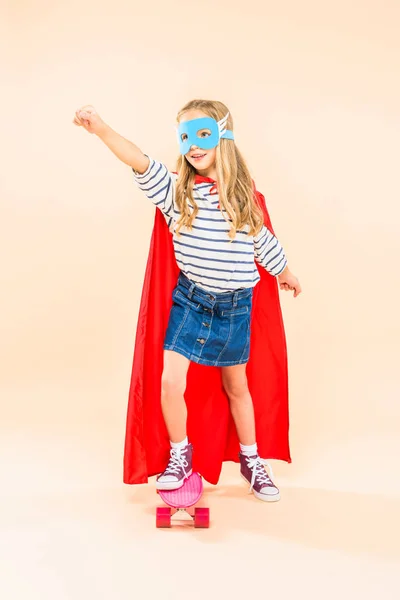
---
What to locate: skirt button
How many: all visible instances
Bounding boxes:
[197,338,205,344]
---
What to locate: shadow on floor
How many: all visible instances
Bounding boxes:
[127,480,400,558]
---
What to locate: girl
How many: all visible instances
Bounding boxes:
[73,99,301,502]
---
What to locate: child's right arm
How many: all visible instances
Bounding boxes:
[73,105,176,224]
[73,105,149,173]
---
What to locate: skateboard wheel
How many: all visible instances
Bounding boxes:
[156,507,171,528]
[194,507,210,528]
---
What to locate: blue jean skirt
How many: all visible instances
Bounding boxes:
[164,272,254,367]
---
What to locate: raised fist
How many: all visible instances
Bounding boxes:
[72,105,106,135]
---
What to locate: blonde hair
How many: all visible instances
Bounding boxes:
[174,99,264,240]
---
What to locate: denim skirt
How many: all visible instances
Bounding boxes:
[164,272,253,367]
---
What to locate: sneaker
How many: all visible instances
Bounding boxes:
[156,443,193,490]
[239,453,280,502]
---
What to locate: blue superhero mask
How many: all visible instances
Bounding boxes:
[177,112,234,155]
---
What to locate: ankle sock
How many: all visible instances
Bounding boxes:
[240,442,258,456]
[170,437,188,451]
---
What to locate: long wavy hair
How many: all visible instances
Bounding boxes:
[174,99,264,240]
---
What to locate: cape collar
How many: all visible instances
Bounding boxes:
[194,174,216,184]
[195,174,218,195]
[173,171,216,185]
[172,171,218,195]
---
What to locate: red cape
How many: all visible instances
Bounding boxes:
[123,177,291,485]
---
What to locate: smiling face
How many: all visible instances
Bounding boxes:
[178,109,217,177]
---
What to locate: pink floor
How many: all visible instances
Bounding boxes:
[2,425,399,600]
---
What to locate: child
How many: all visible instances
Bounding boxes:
[73,99,301,502]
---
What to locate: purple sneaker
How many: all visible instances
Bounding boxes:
[156,443,193,490]
[239,453,280,502]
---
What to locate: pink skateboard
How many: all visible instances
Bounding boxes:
[156,472,210,528]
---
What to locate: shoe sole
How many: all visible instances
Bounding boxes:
[240,473,281,502]
[156,469,193,491]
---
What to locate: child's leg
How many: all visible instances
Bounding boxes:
[221,364,280,502]
[161,349,190,443]
[156,350,192,490]
[221,364,256,445]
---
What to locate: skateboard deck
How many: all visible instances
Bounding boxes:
[156,472,210,528]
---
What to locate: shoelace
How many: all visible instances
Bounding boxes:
[163,447,189,477]
[246,456,275,492]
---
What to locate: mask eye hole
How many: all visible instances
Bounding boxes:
[197,128,211,138]
[181,133,188,141]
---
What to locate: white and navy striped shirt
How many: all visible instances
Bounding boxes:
[133,157,287,293]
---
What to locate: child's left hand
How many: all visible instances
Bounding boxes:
[277,267,302,298]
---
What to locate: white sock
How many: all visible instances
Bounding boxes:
[240,442,258,456]
[170,437,188,451]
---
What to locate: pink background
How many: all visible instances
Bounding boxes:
[1,1,399,598]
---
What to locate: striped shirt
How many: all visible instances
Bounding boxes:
[133,157,287,293]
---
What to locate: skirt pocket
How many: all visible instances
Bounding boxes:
[173,288,203,312]
[220,305,249,317]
